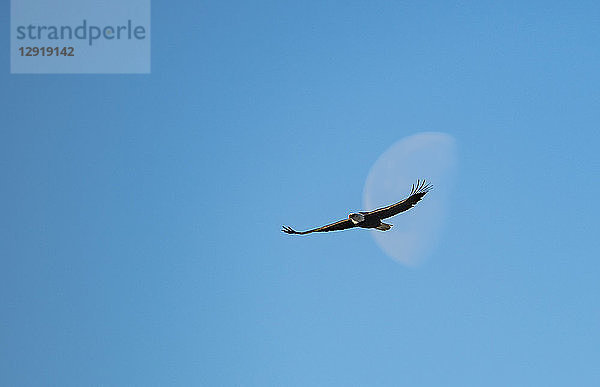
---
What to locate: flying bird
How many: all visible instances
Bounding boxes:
[282,179,432,235]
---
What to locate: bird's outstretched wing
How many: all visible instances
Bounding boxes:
[367,179,432,220]
[282,218,355,235]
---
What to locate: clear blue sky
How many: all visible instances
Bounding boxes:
[2,1,600,385]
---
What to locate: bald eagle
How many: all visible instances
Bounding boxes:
[282,179,432,235]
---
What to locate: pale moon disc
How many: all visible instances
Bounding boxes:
[363,132,458,266]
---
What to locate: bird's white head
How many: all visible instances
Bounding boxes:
[348,213,365,224]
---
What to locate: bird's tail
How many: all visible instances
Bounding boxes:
[376,223,392,231]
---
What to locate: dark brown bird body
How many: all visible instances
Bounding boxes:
[354,212,383,229]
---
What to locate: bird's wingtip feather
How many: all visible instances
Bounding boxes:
[282,225,299,234]
[411,179,433,195]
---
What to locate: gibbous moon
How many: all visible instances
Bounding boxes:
[363,132,458,266]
